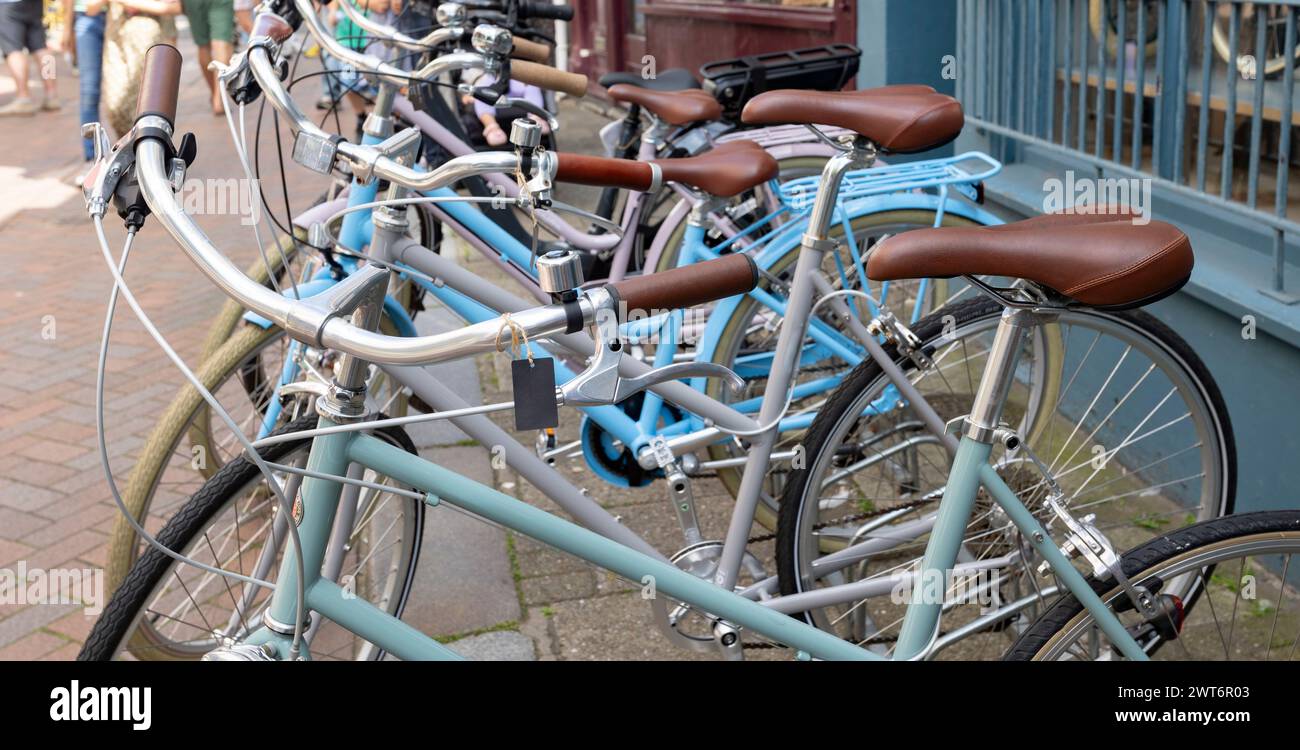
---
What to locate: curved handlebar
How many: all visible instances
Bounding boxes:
[287,1,580,95]
[135,137,587,366]
[334,0,463,52]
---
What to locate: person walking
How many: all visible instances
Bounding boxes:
[61,0,106,158]
[181,0,233,115]
[0,0,60,116]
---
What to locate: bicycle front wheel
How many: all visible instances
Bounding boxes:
[776,296,1235,658]
[82,415,424,661]
[1005,511,1300,661]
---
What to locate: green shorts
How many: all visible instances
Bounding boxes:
[183,0,234,46]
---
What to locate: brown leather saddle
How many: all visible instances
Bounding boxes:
[607,83,723,126]
[866,210,1194,309]
[653,140,779,197]
[741,84,964,153]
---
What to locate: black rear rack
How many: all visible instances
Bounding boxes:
[700,44,861,123]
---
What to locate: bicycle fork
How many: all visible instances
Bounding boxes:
[890,307,1149,660]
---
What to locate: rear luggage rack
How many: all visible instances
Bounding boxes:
[700,44,861,123]
[776,151,1003,212]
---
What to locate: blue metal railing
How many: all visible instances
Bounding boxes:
[958,0,1300,301]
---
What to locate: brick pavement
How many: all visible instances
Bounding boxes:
[0,30,335,658]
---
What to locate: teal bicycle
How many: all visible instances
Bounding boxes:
[79,45,1296,661]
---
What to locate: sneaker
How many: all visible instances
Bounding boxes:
[0,98,37,116]
[41,97,61,112]
[316,95,335,111]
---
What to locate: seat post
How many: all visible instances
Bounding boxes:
[964,307,1034,444]
[803,139,874,242]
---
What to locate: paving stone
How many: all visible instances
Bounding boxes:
[398,446,521,638]
[450,629,536,661]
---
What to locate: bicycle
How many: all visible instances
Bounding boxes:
[104,0,1007,597]
[101,4,1236,659]
[79,43,1287,662]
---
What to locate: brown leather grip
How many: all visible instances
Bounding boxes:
[251,12,294,43]
[136,44,183,126]
[605,254,759,313]
[510,35,552,63]
[511,59,588,98]
[554,153,654,191]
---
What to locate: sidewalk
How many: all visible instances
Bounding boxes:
[0,30,765,660]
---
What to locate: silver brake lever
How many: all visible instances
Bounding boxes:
[496,97,560,133]
[459,83,561,133]
[613,362,743,401]
[559,286,743,407]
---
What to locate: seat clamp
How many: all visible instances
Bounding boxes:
[647,162,663,194]
[800,236,839,253]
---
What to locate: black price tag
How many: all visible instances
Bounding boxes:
[512,357,558,431]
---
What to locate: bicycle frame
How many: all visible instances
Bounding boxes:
[237,316,1147,661]
[226,111,1026,639]
[223,138,1148,660]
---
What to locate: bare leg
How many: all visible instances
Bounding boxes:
[196,44,215,108]
[209,40,232,114]
[33,48,56,99]
[5,51,30,99]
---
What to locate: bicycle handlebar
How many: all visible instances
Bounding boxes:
[509,35,552,63]
[519,1,573,21]
[510,59,586,96]
[606,254,758,313]
[335,0,463,53]
[553,153,655,191]
[287,1,580,95]
[132,45,757,368]
[135,44,182,127]
[134,138,756,366]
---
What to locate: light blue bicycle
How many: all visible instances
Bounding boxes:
[81,43,1291,662]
